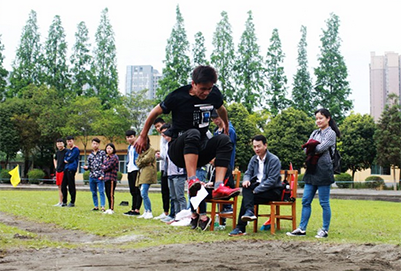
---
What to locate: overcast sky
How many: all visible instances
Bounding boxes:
[1,0,400,115]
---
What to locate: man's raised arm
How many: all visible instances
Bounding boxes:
[134,104,163,153]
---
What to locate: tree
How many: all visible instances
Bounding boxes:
[61,96,102,160]
[27,85,67,173]
[233,11,264,113]
[122,89,154,132]
[314,13,352,123]
[211,11,235,102]
[92,105,131,144]
[265,28,290,116]
[0,99,23,167]
[0,35,8,101]
[339,113,376,181]
[265,107,315,171]
[9,10,43,97]
[43,15,70,98]
[157,5,191,101]
[292,26,314,116]
[26,85,67,141]
[374,94,401,190]
[192,32,209,66]
[249,109,272,134]
[226,103,259,171]
[70,21,93,96]
[92,8,119,108]
[8,89,41,177]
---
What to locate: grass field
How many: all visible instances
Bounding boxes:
[1,190,400,250]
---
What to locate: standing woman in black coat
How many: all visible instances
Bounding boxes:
[287,108,340,238]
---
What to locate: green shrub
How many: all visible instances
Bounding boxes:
[27,169,45,184]
[83,171,90,185]
[298,173,305,188]
[365,176,385,189]
[0,169,11,184]
[335,173,353,188]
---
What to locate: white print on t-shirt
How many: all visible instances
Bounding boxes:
[193,104,213,128]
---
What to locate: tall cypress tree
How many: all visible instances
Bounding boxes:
[374,94,401,190]
[9,10,43,97]
[292,25,314,116]
[70,21,93,96]
[43,15,70,98]
[233,10,264,113]
[314,13,352,123]
[211,11,235,102]
[265,28,289,117]
[92,8,119,108]
[0,35,8,101]
[157,5,191,101]
[192,31,209,66]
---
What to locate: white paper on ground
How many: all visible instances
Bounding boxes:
[190,185,209,209]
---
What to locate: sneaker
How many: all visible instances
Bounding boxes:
[190,214,200,230]
[160,216,175,223]
[123,210,135,216]
[170,218,191,226]
[53,203,62,207]
[241,209,257,222]
[229,228,246,237]
[286,228,306,236]
[188,178,201,197]
[315,229,328,238]
[67,202,75,207]
[144,212,153,219]
[153,213,167,220]
[212,184,240,200]
[199,216,211,231]
[92,207,99,211]
[221,207,233,214]
[104,209,114,215]
[137,212,147,218]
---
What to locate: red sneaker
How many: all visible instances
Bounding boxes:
[212,184,240,200]
[188,178,201,197]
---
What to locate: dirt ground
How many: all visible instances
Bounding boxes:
[1,211,400,271]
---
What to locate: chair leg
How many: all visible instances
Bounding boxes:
[276,205,281,230]
[210,202,217,231]
[270,204,276,235]
[253,205,259,233]
[232,200,237,230]
[292,202,297,230]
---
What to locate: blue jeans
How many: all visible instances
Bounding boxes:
[140,184,152,212]
[89,177,105,208]
[168,175,187,215]
[299,184,331,231]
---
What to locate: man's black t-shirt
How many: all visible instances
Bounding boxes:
[160,84,223,137]
[54,149,67,173]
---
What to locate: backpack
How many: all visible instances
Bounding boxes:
[330,145,342,174]
[281,171,295,202]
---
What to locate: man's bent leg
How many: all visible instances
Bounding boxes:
[168,129,202,196]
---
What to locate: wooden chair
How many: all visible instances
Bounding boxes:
[253,170,298,234]
[204,169,241,231]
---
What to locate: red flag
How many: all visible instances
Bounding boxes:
[289,163,295,197]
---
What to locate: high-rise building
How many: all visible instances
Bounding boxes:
[125,65,162,99]
[370,52,401,121]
